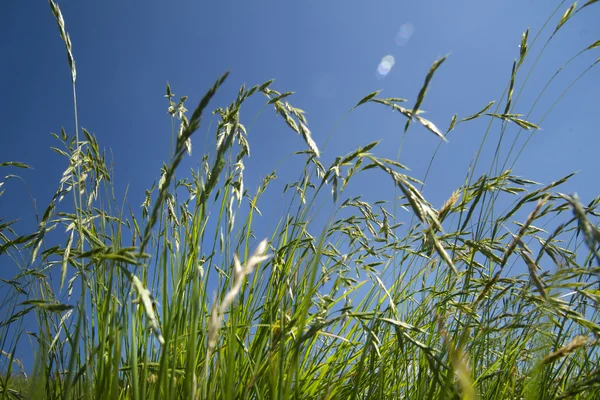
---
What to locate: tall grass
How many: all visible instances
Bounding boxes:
[1,0,600,398]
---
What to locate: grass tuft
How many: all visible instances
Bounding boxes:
[1,2,600,399]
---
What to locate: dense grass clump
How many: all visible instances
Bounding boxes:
[1,1,600,399]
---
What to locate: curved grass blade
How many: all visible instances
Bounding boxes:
[404,55,448,134]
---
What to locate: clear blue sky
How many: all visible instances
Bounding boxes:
[2,1,598,228]
[1,0,599,371]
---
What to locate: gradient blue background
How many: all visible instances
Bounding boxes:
[1,0,599,372]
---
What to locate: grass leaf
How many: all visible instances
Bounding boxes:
[21,300,74,313]
[460,101,495,123]
[586,39,600,50]
[353,90,381,109]
[554,2,577,35]
[404,55,448,134]
[0,162,31,169]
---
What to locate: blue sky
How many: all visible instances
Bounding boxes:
[1,1,598,231]
[1,0,599,371]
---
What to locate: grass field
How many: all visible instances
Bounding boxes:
[1,1,600,399]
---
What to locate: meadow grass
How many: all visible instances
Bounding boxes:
[1,1,600,398]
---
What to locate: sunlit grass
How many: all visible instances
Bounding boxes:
[1,1,600,399]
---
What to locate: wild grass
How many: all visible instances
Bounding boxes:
[1,0,600,398]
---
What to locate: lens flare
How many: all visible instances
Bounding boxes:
[395,23,415,46]
[376,55,395,79]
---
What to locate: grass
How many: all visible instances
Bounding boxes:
[1,0,600,398]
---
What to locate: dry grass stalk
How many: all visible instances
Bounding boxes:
[542,335,589,365]
[132,275,164,345]
[206,239,271,359]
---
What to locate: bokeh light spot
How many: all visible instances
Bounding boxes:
[376,54,395,79]
[395,23,415,46]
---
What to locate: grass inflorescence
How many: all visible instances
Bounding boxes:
[1,1,600,399]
